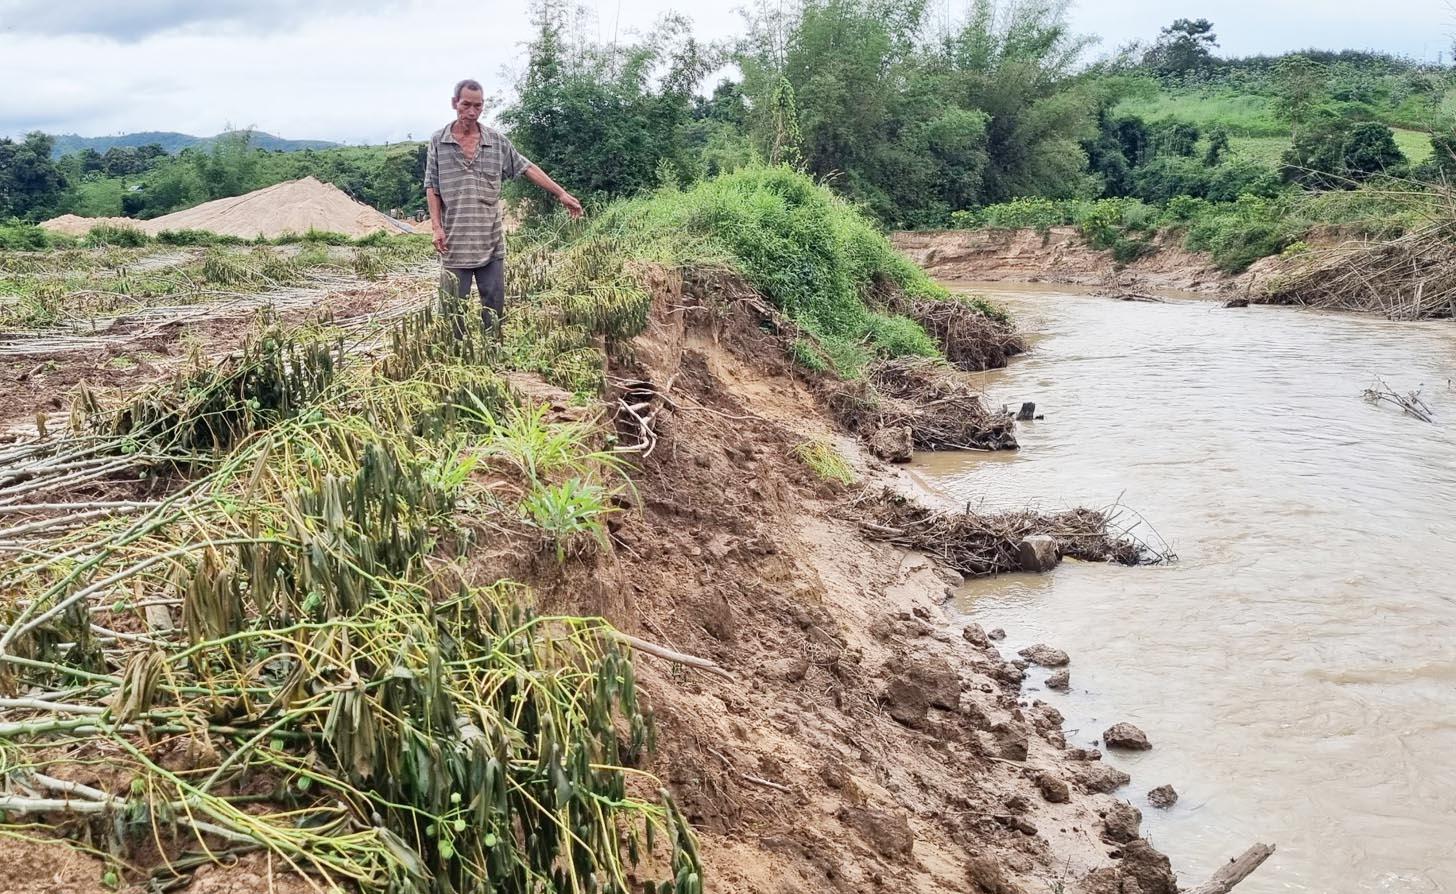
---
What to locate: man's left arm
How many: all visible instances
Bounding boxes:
[522,165,582,219]
[501,136,582,219]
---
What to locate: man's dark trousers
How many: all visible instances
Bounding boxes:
[441,258,504,336]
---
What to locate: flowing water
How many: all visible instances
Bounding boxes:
[914,283,1456,893]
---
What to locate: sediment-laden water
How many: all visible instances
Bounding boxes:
[915,283,1456,893]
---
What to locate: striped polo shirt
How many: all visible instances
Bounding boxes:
[424,122,533,268]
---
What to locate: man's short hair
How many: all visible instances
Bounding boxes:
[454,79,484,101]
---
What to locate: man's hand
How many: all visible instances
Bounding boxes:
[432,225,447,255]
[558,191,583,220]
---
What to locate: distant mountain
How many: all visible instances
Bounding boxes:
[49,130,340,158]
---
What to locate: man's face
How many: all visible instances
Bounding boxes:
[453,87,485,125]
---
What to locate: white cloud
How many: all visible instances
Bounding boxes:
[0,0,1446,144]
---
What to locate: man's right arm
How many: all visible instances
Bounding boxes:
[426,187,447,254]
[423,137,446,254]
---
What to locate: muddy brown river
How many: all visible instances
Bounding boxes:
[915,283,1456,893]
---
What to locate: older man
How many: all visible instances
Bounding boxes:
[425,78,581,336]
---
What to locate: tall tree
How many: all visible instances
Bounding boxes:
[1144,18,1218,78]
[0,132,68,220]
[500,0,719,214]
[1270,55,1328,141]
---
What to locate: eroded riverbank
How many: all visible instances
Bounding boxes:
[915,282,1456,893]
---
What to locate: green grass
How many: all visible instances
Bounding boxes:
[791,440,856,485]
[589,166,952,378]
[1115,90,1286,137]
[1229,129,1433,166]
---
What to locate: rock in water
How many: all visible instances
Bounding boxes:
[1103,722,1152,751]
[1018,643,1070,667]
[1045,669,1071,690]
[868,425,913,463]
[988,627,1007,641]
[1016,534,1060,572]
[1147,784,1178,808]
[1225,297,1250,308]
[1075,763,1130,794]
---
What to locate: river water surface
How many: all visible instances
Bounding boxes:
[915,283,1456,893]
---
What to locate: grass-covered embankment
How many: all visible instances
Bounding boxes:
[504,167,1010,389]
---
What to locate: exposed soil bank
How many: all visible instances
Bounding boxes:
[891,227,1286,299]
[532,276,1192,894]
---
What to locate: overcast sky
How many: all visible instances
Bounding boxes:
[0,0,1449,144]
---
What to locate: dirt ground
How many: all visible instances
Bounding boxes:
[0,271,431,439]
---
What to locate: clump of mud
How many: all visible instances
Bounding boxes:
[828,358,1018,452]
[843,488,1157,576]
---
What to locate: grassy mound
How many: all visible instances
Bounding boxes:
[591,166,959,376]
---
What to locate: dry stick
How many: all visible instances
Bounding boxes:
[611,631,733,682]
[1185,843,1276,894]
[0,794,260,846]
[706,748,793,794]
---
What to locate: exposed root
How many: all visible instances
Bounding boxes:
[828,358,1018,452]
[841,488,1169,577]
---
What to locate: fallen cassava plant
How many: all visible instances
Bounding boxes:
[827,358,1018,452]
[0,286,704,893]
[841,488,1172,577]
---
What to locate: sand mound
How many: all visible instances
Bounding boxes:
[144,177,416,239]
[41,178,421,240]
[38,214,142,237]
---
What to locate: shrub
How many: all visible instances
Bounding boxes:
[0,221,57,250]
[83,224,149,247]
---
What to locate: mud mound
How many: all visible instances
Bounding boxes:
[38,214,142,236]
[144,177,417,238]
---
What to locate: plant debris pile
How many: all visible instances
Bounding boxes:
[828,358,1018,451]
[902,297,1025,372]
[1260,222,1456,320]
[844,488,1161,577]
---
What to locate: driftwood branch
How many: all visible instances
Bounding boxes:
[1184,843,1275,894]
[612,631,734,682]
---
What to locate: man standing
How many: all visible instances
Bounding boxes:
[425,78,582,336]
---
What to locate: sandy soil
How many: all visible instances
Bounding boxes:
[41,177,421,240]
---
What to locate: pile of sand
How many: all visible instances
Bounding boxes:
[41,177,422,240]
[38,214,143,237]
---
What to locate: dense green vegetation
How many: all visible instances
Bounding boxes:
[3,0,1454,280]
